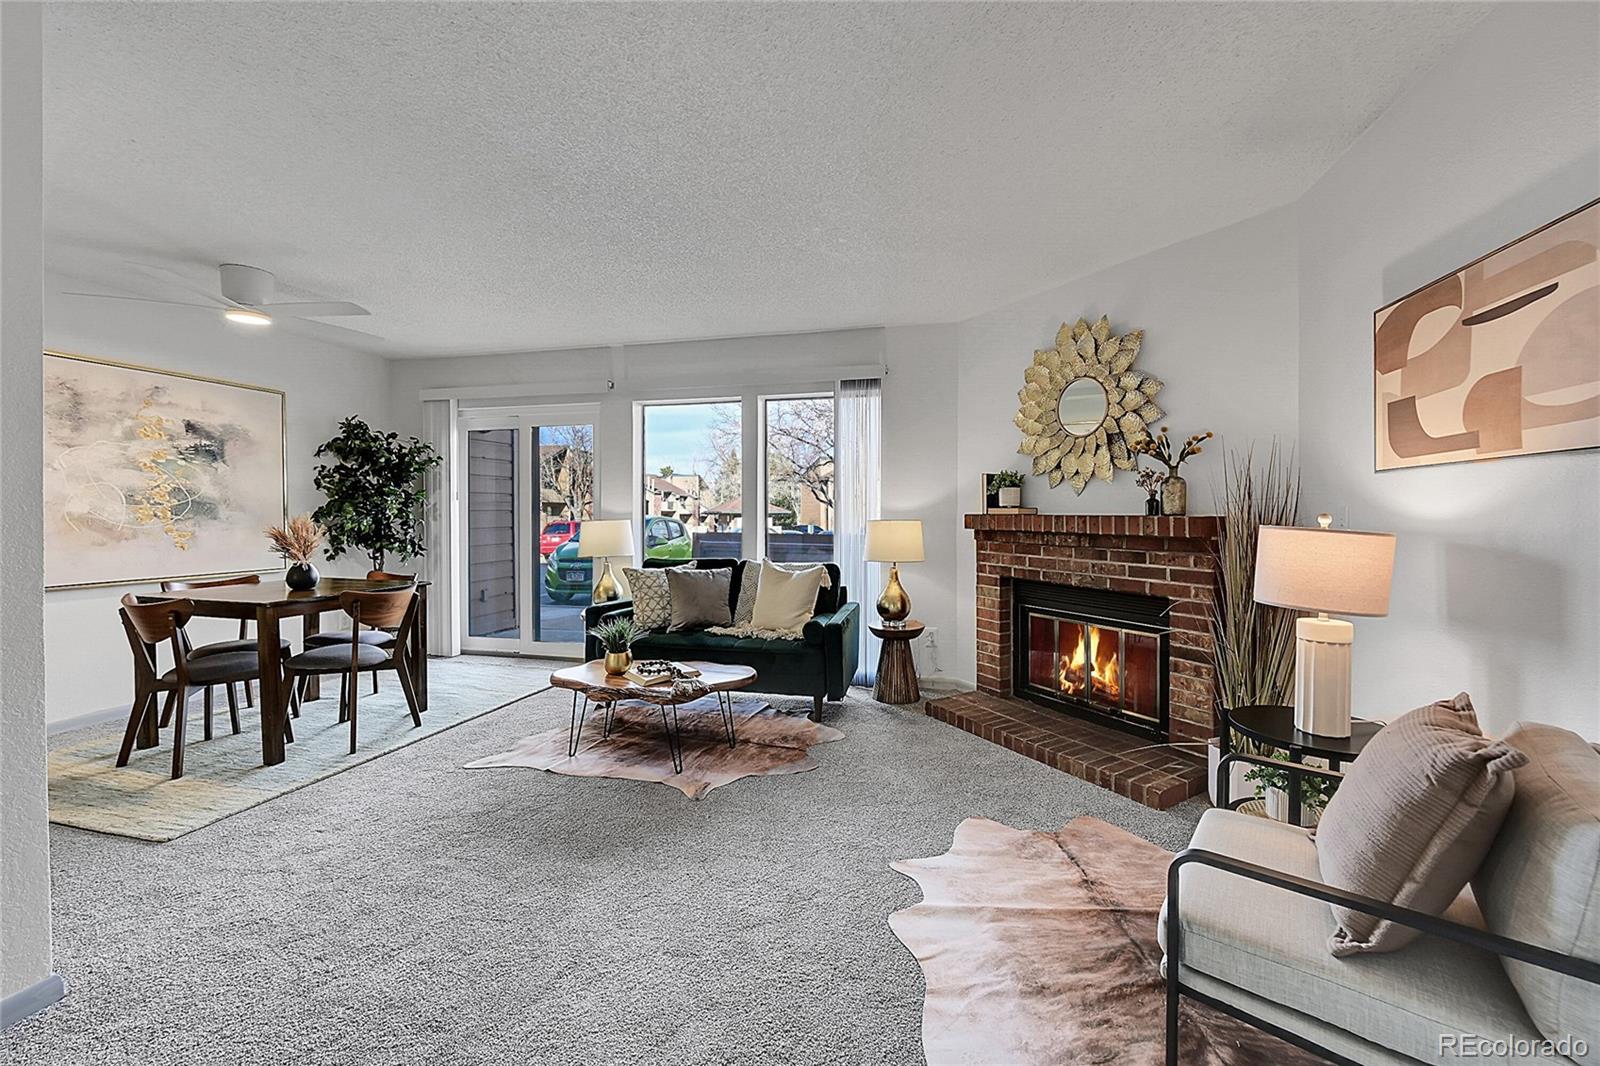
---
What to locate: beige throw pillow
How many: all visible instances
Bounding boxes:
[733,561,831,626]
[749,560,828,635]
[1314,692,1527,956]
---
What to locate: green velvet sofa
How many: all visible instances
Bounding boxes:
[581,557,859,717]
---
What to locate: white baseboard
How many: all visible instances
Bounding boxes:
[2,973,65,1029]
[48,704,128,735]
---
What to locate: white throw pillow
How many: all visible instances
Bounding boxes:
[749,560,829,634]
[733,561,831,626]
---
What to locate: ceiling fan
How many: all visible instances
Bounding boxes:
[62,263,382,341]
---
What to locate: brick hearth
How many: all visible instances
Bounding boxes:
[967,512,1222,745]
[925,690,1206,809]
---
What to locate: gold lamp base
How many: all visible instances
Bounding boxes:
[877,563,911,628]
[594,558,621,602]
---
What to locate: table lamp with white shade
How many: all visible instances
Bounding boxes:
[1253,514,1396,737]
[865,520,924,628]
[575,519,635,602]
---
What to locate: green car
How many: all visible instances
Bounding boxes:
[544,517,693,603]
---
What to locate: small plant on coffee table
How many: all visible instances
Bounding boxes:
[588,616,641,654]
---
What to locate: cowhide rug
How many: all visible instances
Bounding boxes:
[464,695,843,800]
[890,816,1321,1066]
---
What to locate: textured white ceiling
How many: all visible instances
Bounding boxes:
[45,2,1484,358]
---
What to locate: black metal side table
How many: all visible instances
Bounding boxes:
[1216,705,1383,827]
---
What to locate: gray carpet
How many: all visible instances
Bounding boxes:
[4,672,1204,1066]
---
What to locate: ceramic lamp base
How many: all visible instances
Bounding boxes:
[1294,614,1353,737]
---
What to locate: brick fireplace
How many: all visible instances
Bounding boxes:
[923,513,1220,809]
[968,512,1221,743]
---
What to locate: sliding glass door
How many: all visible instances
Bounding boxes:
[460,407,597,656]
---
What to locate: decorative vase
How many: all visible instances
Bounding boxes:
[1160,474,1188,516]
[285,562,320,590]
[1264,786,1289,823]
[997,486,1022,508]
[604,650,631,676]
[1144,494,1161,516]
[1205,738,1253,807]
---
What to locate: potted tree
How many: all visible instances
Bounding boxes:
[312,417,442,572]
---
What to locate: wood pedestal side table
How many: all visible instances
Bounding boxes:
[869,620,925,705]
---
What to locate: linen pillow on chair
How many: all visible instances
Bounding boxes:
[621,568,673,631]
[667,568,733,631]
[1313,692,1527,956]
[749,560,829,635]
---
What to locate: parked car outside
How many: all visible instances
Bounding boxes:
[544,517,693,602]
[540,519,580,557]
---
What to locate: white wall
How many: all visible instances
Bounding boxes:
[387,324,964,671]
[1296,2,1600,737]
[41,289,391,726]
[951,206,1302,683]
[1,0,60,1014]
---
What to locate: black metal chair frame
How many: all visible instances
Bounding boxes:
[1164,847,1600,1065]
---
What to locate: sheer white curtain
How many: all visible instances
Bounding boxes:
[420,399,460,657]
[835,379,881,685]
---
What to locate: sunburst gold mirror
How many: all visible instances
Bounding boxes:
[1013,316,1165,493]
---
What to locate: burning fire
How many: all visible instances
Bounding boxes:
[1059,626,1121,702]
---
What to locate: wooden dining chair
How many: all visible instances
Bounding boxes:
[280,586,421,755]
[303,570,415,695]
[161,574,292,715]
[116,594,283,779]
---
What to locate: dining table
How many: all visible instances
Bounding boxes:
[134,576,429,767]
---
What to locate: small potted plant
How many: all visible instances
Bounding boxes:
[588,616,642,676]
[1130,427,1213,516]
[266,514,327,590]
[989,470,1026,509]
[1245,754,1337,828]
[1135,466,1167,516]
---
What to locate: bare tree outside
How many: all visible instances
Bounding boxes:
[540,423,595,520]
[766,397,835,514]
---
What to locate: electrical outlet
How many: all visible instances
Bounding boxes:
[916,626,941,675]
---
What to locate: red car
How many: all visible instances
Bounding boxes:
[539,520,580,557]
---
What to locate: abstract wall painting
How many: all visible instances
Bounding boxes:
[43,352,286,589]
[1374,199,1599,471]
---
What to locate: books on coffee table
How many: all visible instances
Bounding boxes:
[623,660,702,686]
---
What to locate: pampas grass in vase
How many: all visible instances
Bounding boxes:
[266,514,327,590]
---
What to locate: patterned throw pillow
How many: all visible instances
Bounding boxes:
[733,561,831,625]
[622,568,672,631]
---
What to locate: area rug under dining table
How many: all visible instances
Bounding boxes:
[47,655,557,842]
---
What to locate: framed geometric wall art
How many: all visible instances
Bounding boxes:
[43,351,287,589]
[1374,198,1599,471]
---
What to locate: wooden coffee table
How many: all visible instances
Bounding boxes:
[549,660,758,773]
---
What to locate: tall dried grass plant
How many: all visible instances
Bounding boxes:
[1211,444,1300,715]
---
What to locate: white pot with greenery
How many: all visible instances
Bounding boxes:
[990,470,1025,508]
